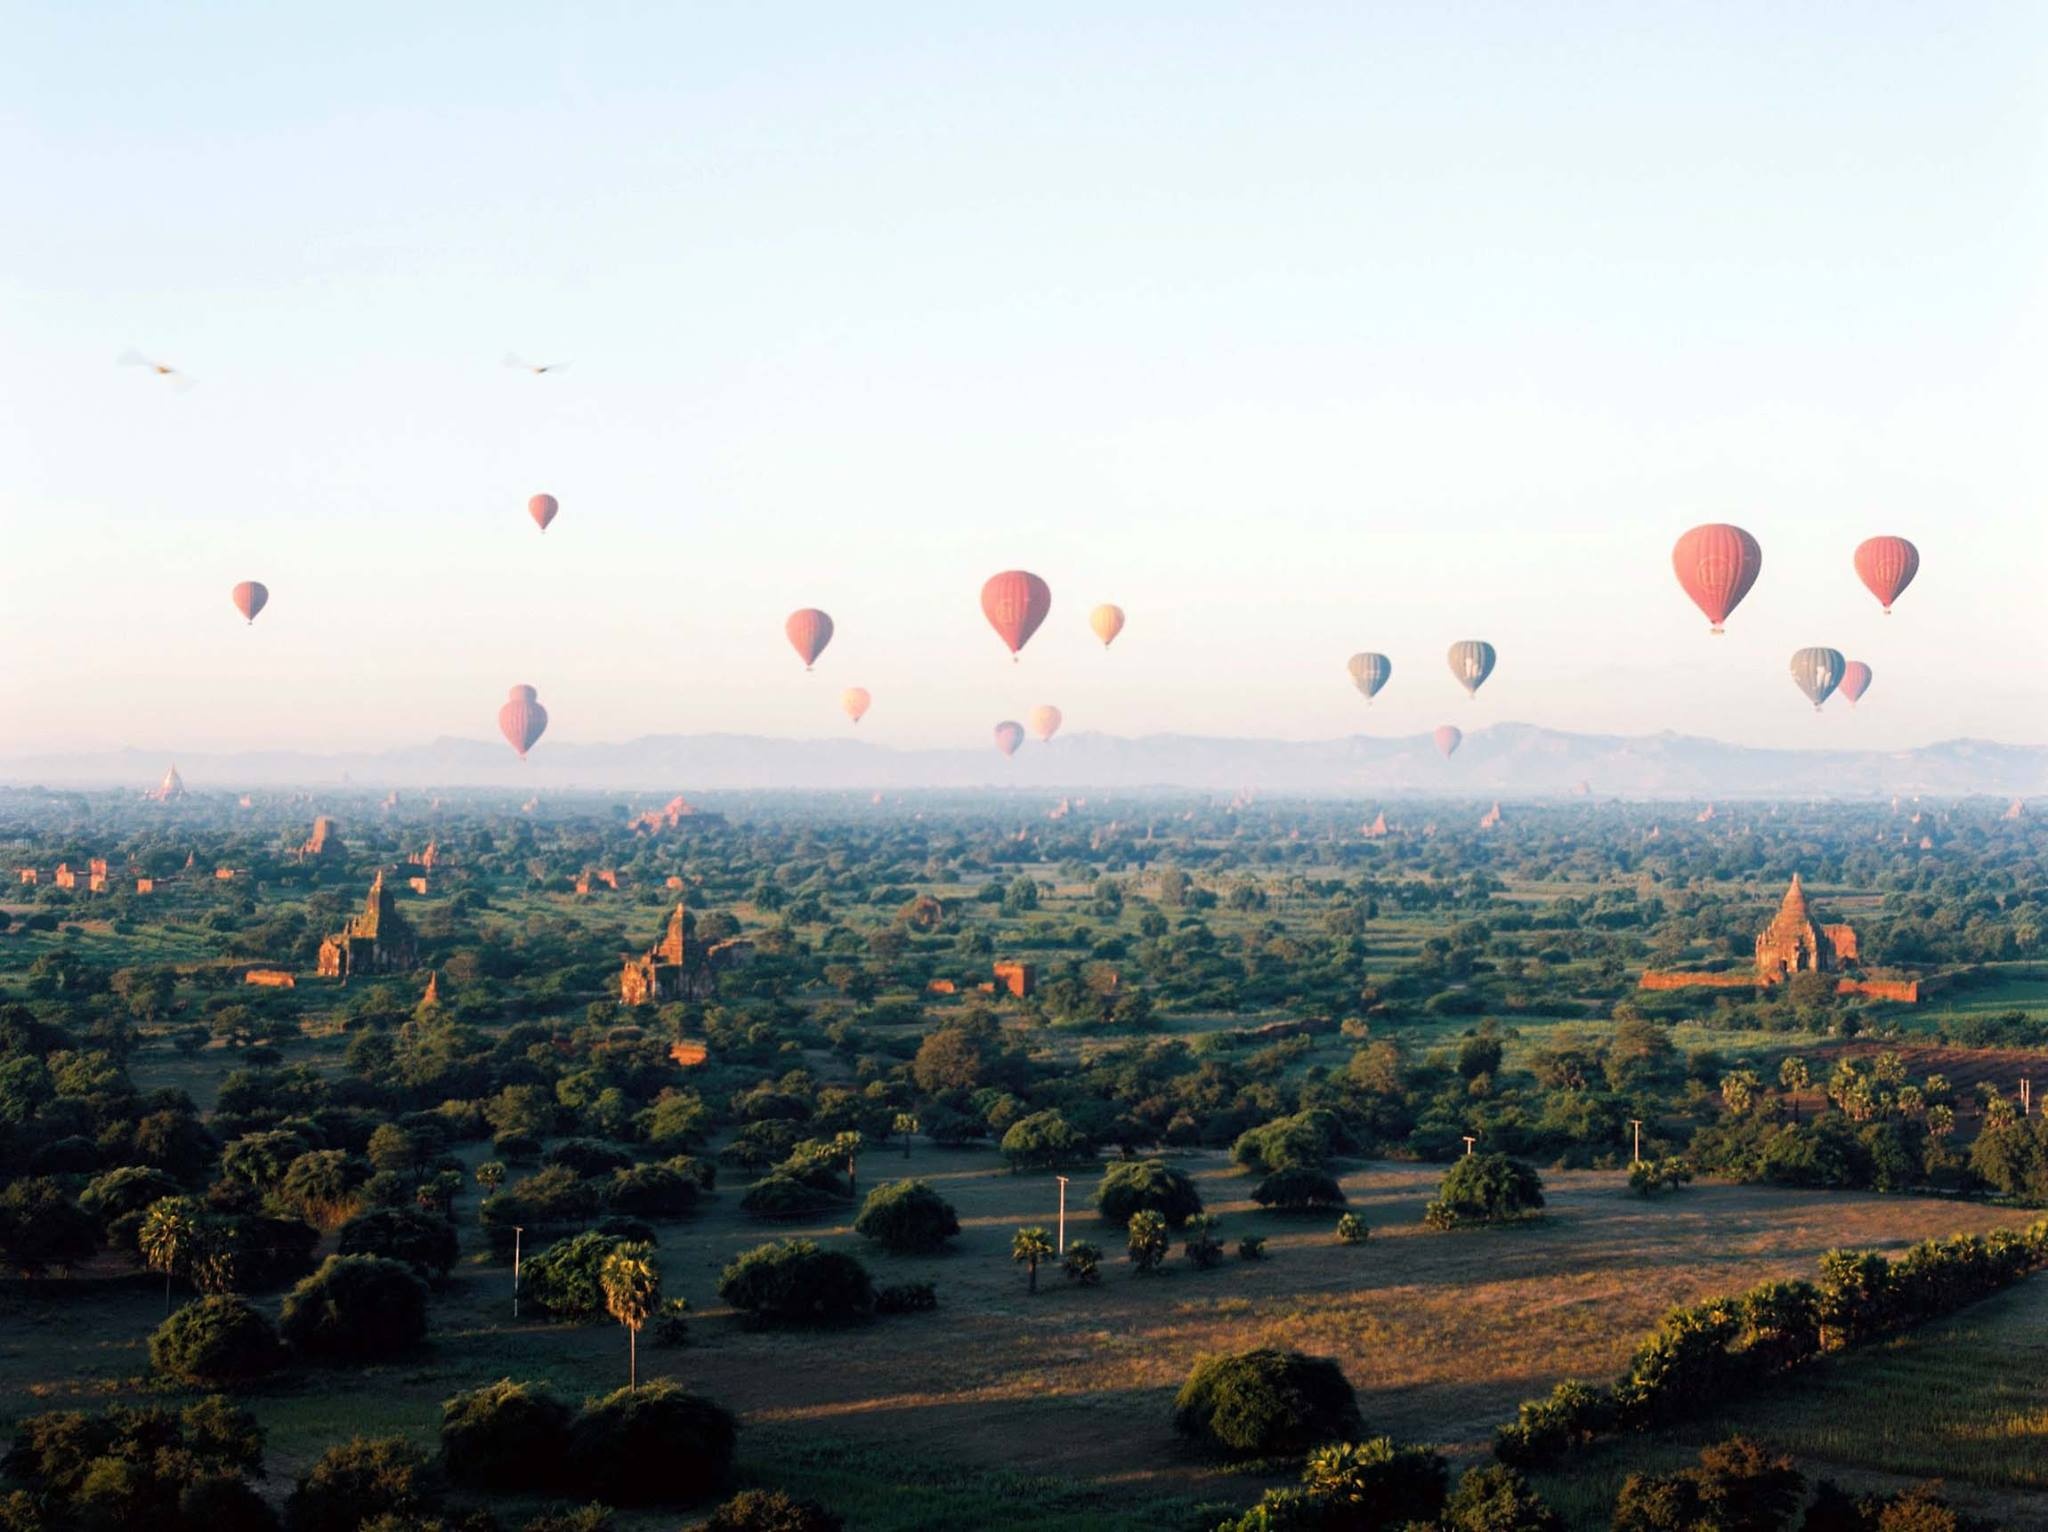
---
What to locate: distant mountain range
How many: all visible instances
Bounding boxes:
[1,725,2042,799]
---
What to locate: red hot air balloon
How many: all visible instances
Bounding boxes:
[1854,536,1919,614]
[993,720,1025,757]
[785,609,834,669]
[1672,524,1763,633]
[499,685,548,759]
[841,687,871,724]
[231,582,269,625]
[1433,725,1462,758]
[1839,661,1872,707]
[981,571,1052,661]
[528,494,559,533]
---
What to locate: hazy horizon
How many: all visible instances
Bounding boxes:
[7,5,2045,756]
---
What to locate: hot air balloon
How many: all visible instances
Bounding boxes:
[993,721,1025,757]
[1790,647,1846,711]
[1854,536,1919,614]
[1090,603,1125,649]
[1672,524,1763,633]
[841,687,872,724]
[231,582,269,625]
[1433,725,1463,758]
[1347,652,1391,703]
[1447,641,1496,699]
[1839,661,1872,707]
[981,571,1052,661]
[527,494,558,533]
[785,608,834,669]
[1028,705,1062,742]
[499,686,548,758]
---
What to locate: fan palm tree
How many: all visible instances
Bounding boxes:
[138,1197,197,1314]
[1012,1225,1053,1294]
[599,1241,662,1391]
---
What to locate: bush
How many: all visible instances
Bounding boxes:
[1237,1236,1267,1261]
[1336,1213,1369,1245]
[544,1139,636,1178]
[480,1166,599,1254]
[605,1163,701,1218]
[1183,1213,1224,1269]
[337,1208,458,1282]
[875,1281,938,1314]
[1251,1167,1348,1213]
[852,1180,960,1254]
[739,1172,847,1220]
[2,1398,272,1532]
[278,1255,428,1362]
[1628,1158,1693,1197]
[718,1239,875,1326]
[149,1296,285,1385]
[1095,1159,1203,1229]
[1611,1438,1803,1532]
[562,1382,737,1505]
[1424,1155,1544,1230]
[284,1436,436,1532]
[439,1379,573,1493]
[704,1488,846,1532]
[1231,1109,1352,1175]
[522,1231,629,1321]
[999,1109,1090,1171]
[1219,1439,1458,1531]
[1172,1347,1362,1457]
[1127,1209,1169,1273]
[651,1295,692,1346]
[1062,1240,1102,1284]
[1493,1380,1617,1469]
[1441,1464,1564,1532]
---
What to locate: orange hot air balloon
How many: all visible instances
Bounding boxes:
[231,582,269,625]
[841,687,872,724]
[785,608,834,669]
[1028,705,1062,742]
[1839,661,1872,707]
[499,685,548,759]
[1433,725,1462,759]
[1090,603,1126,649]
[1672,524,1763,633]
[993,720,1025,757]
[1854,536,1919,614]
[981,571,1052,660]
[527,494,559,533]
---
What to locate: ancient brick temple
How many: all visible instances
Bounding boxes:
[1753,873,1858,979]
[317,872,419,980]
[619,902,753,1006]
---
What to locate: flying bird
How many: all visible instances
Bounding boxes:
[118,349,193,386]
[503,353,570,375]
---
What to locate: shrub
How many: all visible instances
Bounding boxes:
[651,1295,692,1346]
[562,1382,737,1505]
[1251,1167,1348,1213]
[1611,1437,1803,1532]
[493,1131,541,1164]
[1237,1236,1267,1261]
[1095,1159,1203,1229]
[852,1180,960,1254]
[543,1139,635,1178]
[1231,1109,1352,1174]
[1127,1209,1169,1273]
[875,1281,937,1314]
[522,1231,629,1321]
[1336,1213,1370,1245]
[605,1163,700,1218]
[148,1296,285,1385]
[1441,1464,1564,1532]
[738,1172,845,1220]
[337,1207,458,1282]
[1219,1439,1454,1531]
[999,1110,1089,1171]
[1493,1380,1617,1469]
[1424,1154,1544,1230]
[2,1398,270,1532]
[284,1436,436,1532]
[704,1488,846,1532]
[278,1255,428,1362]
[1183,1213,1224,1269]
[481,1166,599,1254]
[1628,1158,1693,1197]
[274,1151,369,1227]
[1062,1240,1102,1284]
[1173,1347,1363,1457]
[439,1379,573,1492]
[718,1239,875,1326]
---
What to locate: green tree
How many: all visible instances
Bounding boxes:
[599,1242,662,1391]
[1012,1225,1053,1294]
[853,1180,960,1254]
[139,1196,200,1313]
[1173,1347,1362,1456]
[1126,1209,1169,1274]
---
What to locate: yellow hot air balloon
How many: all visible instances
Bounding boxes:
[841,687,872,724]
[1028,705,1062,742]
[1090,604,1125,649]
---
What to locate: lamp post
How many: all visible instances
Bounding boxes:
[1461,1135,1477,1158]
[1628,1119,1643,1166]
[1055,1176,1069,1253]
[512,1225,524,1319]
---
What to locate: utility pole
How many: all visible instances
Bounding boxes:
[2021,1078,2032,1116]
[1629,1119,1644,1166]
[512,1226,524,1320]
[1461,1135,1477,1158]
[1055,1176,1069,1253]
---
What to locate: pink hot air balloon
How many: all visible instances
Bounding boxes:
[841,687,872,724]
[785,608,834,669]
[499,685,548,759]
[1433,725,1463,759]
[231,582,269,625]
[981,571,1052,661]
[1027,704,1062,742]
[528,494,559,533]
[1671,523,1763,634]
[1839,661,1872,707]
[1853,536,1919,614]
[993,721,1025,757]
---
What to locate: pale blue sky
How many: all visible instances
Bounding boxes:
[3,3,2043,754]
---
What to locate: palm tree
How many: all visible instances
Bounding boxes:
[599,1241,662,1391]
[892,1113,919,1159]
[1012,1225,1053,1294]
[138,1197,196,1314]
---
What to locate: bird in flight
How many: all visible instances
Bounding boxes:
[503,353,570,375]
[119,348,193,385]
